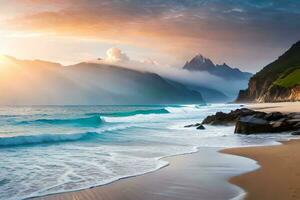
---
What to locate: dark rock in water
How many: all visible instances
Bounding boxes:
[202,108,300,135]
[184,123,205,130]
[264,112,285,121]
[235,116,275,134]
[202,108,256,125]
[196,124,205,130]
[287,113,300,119]
[294,122,300,129]
[292,130,300,135]
[184,123,202,128]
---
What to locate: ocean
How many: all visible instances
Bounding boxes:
[0,104,296,200]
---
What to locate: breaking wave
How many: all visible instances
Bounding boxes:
[0,132,100,147]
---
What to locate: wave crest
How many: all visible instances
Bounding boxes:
[88,108,170,118]
[0,132,100,147]
[19,116,103,127]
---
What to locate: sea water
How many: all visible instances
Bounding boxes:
[0,104,296,200]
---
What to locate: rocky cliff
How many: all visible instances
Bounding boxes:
[236,41,300,102]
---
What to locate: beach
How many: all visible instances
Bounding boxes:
[33,147,256,200]
[246,102,300,113]
[223,140,300,200]
[28,102,300,200]
[221,102,300,200]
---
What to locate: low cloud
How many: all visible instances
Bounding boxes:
[93,48,248,97]
[105,48,129,63]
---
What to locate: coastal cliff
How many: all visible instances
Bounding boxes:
[236,41,300,102]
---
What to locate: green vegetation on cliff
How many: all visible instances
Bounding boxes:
[253,41,300,82]
[274,68,300,88]
[236,40,300,102]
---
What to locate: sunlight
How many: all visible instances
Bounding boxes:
[0,55,13,72]
[0,54,8,64]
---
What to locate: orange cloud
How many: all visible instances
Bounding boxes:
[2,0,299,71]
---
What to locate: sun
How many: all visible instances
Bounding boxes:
[0,54,7,63]
[0,55,11,71]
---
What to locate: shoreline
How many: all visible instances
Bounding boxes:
[222,139,300,200]
[32,147,257,200]
[221,102,300,200]
[28,148,198,200]
[32,102,300,200]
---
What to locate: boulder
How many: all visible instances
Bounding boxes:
[196,124,205,130]
[264,112,286,121]
[184,123,205,130]
[235,115,299,134]
[235,116,273,134]
[288,113,300,119]
[201,108,300,135]
[292,130,300,135]
[202,108,256,125]
[184,123,202,128]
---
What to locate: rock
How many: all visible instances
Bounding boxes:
[287,113,300,119]
[294,122,300,129]
[264,112,285,121]
[196,124,205,130]
[235,116,273,134]
[287,119,300,124]
[292,130,300,135]
[291,114,300,119]
[202,108,300,135]
[184,123,202,128]
[202,108,255,125]
[184,123,205,130]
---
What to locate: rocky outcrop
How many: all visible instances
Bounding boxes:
[202,108,257,125]
[202,108,300,134]
[184,123,205,130]
[236,41,300,103]
[263,85,300,102]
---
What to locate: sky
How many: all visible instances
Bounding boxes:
[0,0,300,72]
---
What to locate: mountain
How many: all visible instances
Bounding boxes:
[236,41,300,102]
[183,54,252,80]
[178,54,252,101]
[183,85,229,103]
[0,56,204,105]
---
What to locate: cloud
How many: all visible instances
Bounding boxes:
[1,0,300,71]
[93,47,162,72]
[105,48,129,63]
[92,47,247,96]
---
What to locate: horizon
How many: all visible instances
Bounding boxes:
[1,2,300,199]
[1,0,300,73]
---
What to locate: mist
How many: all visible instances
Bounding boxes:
[96,49,249,99]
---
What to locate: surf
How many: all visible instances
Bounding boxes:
[87,108,170,118]
[0,132,100,147]
[18,115,103,127]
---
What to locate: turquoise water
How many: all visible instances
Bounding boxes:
[0,104,296,200]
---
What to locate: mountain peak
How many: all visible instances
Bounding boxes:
[183,54,215,71]
[183,54,252,80]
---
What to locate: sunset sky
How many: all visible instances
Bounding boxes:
[0,0,300,72]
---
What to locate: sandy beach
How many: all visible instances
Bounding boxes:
[32,147,256,200]
[223,139,300,200]
[221,101,300,200]
[246,102,300,113]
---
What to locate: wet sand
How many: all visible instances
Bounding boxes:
[222,101,300,200]
[223,139,300,200]
[32,147,256,200]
